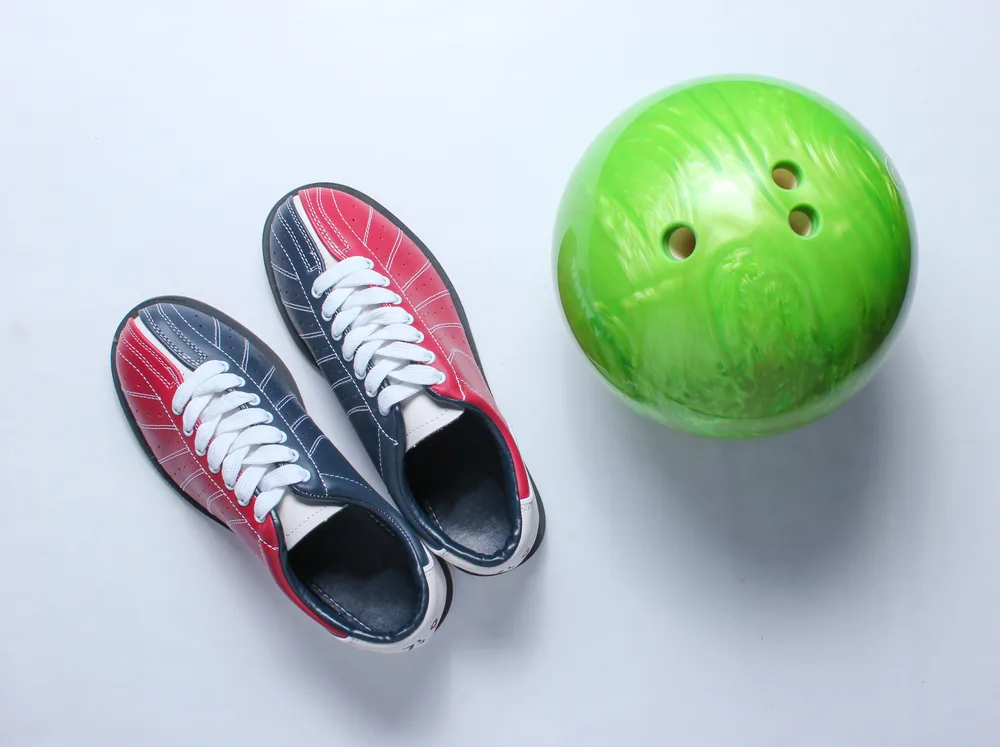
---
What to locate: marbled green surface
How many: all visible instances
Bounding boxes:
[555,76,914,437]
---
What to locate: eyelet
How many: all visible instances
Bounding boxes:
[195,446,207,457]
[182,426,194,437]
[365,259,375,270]
[171,404,183,416]
[425,351,436,364]
[378,405,390,416]
[208,462,221,474]
[278,431,288,443]
[249,394,261,406]
[289,450,299,461]
[253,511,266,524]
[393,294,403,305]
[310,285,322,299]
[414,331,424,343]
[436,372,447,384]
[321,310,332,321]
[237,377,247,388]
[264,412,274,424]
[365,384,377,397]
[405,313,415,325]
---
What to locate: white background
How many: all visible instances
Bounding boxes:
[1,2,998,745]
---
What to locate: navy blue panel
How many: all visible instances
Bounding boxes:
[137,300,428,568]
[265,198,405,479]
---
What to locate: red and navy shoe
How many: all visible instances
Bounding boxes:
[263,184,545,576]
[111,297,451,652]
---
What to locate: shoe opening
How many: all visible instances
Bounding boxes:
[404,411,515,558]
[288,506,421,637]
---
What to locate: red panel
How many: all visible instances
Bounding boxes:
[115,318,347,638]
[298,187,530,499]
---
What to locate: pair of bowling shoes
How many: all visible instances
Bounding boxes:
[111,184,545,653]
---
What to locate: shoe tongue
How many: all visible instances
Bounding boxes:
[401,393,462,450]
[276,394,458,546]
[277,495,345,550]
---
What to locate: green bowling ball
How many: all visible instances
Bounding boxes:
[555,76,914,438]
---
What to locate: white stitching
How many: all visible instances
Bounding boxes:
[386,228,403,270]
[326,191,466,400]
[127,329,181,385]
[122,390,159,399]
[302,190,347,258]
[271,227,397,445]
[427,322,464,334]
[152,305,205,367]
[424,501,445,531]
[317,473,375,491]
[120,338,171,388]
[270,262,298,280]
[376,429,384,476]
[313,191,354,258]
[413,289,449,312]
[400,260,430,292]
[157,447,189,464]
[278,209,319,272]
[117,352,277,549]
[448,348,476,364]
[206,488,225,514]
[362,205,373,244]
[168,304,329,494]
[307,434,327,457]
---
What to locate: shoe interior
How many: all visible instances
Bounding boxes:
[405,413,514,557]
[288,506,420,636]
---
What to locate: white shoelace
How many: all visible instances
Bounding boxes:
[171,360,310,523]
[311,255,446,415]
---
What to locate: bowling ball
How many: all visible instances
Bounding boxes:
[555,76,914,438]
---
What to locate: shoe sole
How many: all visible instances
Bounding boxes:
[261,183,546,574]
[110,295,455,626]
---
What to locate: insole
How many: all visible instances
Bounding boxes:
[405,415,512,556]
[289,506,419,635]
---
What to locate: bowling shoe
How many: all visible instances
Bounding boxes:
[262,183,545,576]
[111,297,451,652]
